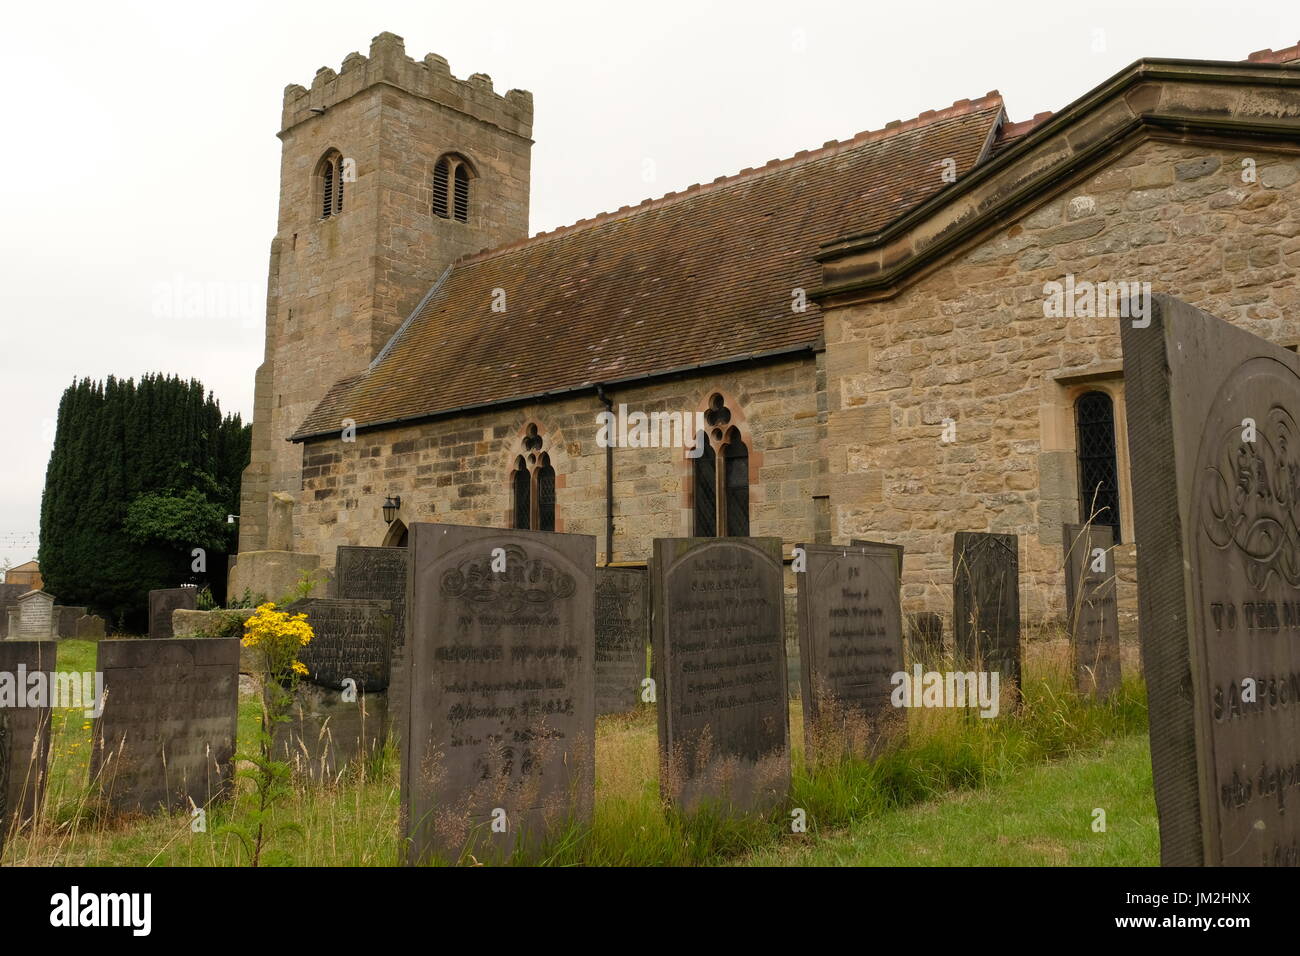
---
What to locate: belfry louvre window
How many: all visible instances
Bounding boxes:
[1075,390,1121,542]
[512,424,556,531]
[433,154,472,223]
[317,150,345,219]
[692,394,750,537]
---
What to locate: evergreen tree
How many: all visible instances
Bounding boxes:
[38,375,250,631]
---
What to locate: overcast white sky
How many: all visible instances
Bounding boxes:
[0,0,1295,566]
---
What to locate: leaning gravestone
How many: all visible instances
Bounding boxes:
[652,537,789,812]
[1122,294,1300,866]
[798,542,904,761]
[335,546,408,740]
[953,532,1021,701]
[594,567,648,715]
[91,638,239,813]
[273,598,393,780]
[404,524,595,864]
[1063,523,1121,698]
[16,591,56,639]
[0,640,54,832]
[147,587,198,640]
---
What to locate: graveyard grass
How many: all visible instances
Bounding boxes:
[4,637,1158,867]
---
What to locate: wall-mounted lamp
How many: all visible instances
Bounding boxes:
[227,514,239,525]
[382,495,402,524]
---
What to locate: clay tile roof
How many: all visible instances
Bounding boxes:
[1245,41,1300,64]
[293,97,1004,439]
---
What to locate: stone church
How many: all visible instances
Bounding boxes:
[232,31,1300,639]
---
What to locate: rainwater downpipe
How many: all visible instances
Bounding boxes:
[596,384,615,565]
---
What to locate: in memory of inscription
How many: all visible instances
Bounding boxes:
[652,537,789,813]
[403,524,595,864]
[952,532,1021,707]
[91,638,240,814]
[1122,294,1300,866]
[594,567,648,716]
[798,543,904,763]
[1063,523,1121,698]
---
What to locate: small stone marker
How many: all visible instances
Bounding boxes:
[1063,523,1121,698]
[335,546,408,738]
[404,524,595,864]
[16,591,56,639]
[91,638,240,813]
[952,532,1021,701]
[594,567,648,715]
[798,542,904,760]
[909,612,944,660]
[1122,294,1300,866]
[652,537,789,812]
[147,587,199,640]
[274,598,393,780]
[75,614,106,639]
[0,640,54,832]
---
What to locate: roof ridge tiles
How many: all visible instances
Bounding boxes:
[455,90,1004,266]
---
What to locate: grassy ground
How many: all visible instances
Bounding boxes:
[4,637,1155,866]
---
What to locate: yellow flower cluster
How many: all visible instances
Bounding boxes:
[242,603,314,679]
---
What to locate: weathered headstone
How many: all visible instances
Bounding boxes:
[0,709,9,854]
[4,608,18,641]
[273,598,393,780]
[404,524,595,864]
[652,537,789,812]
[851,539,904,575]
[909,611,945,660]
[16,591,56,639]
[0,640,55,831]
[1063,523,1121,698]
[75,614,106,639]
[1122,294,1300,866]
[335,546,408,738]
[952,532,1021,700]
[54,606,88,639]
[594,567,648,715]
[91,638,240,813]
[147,587,198,640]
[0,584,26,638]
[797,543,904,761]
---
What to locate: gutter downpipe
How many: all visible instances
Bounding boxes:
[595,384,614,566]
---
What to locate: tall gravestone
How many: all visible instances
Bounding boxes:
[798,542,904,760]
[147,587,198,640]
[594,567,648,715]
[952,532,1021,701]
[335,546,408,740]
[1122,294,1300,866]
[652,537,789,812]
[404,524,595,864]
[91,638,240,813]
[1063,523,1121,698]
[274,598,393,780]
[0,640,54,832]
[16,591,56,639]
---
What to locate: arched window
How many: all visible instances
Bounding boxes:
[692,394,750,536]
[432,154,473,223]
[511,425,556,531]
[317,150,346,219]
[1075,390,1121,542]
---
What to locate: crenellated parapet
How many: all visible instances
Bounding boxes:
[280,31,533,139]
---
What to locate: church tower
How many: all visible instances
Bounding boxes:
[238,32,533,553]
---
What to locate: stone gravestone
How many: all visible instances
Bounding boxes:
[0,640,55,832]
[147,587,198,640]
[594,567,648,715]
[404,524,595,864]
[652,537,789,812]
[0,709,8,855]
[1063,523,1121,698]
[952,532,1021,702]
[909,612,944,660]
[798,542,904,761]
[91,638,240,813]
[273,598,393,780]
[16,591,56,639]
[54,606,88,639]
[1122,294,1300,866]
[5,608,18,641]
[0,583,27,638]
[76,614,106,639]
[335,546,408,740]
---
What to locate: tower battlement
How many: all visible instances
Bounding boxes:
[280,32,533,139]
